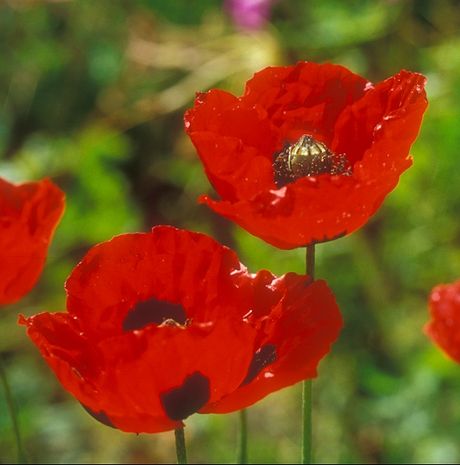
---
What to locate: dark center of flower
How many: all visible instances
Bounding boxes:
[273,134,351,187]
[160,372,211,421]
[241,344,277,386]
[122,298,187,332]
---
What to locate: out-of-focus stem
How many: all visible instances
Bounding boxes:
[0,355,27,463]
[302,379,313,464]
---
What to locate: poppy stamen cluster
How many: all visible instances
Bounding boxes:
[273,134,351,187]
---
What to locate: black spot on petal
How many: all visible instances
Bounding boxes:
[123,298,186,332]
[160,372,210,421]
[241,344,277,386]
[81,403,116,429]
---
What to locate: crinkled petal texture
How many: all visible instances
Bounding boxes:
[425,280,460,363]
[204,274,342,413]
[0,178,65,304]
[185,61,428,249]
[20,226,342,433]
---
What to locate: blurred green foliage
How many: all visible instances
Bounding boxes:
[1,0,460,463]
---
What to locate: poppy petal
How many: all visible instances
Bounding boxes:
[186,90,278,201]
[425,280,460,363]
[244,62,369,146]
[65,226,246,337]
[203,278,343,413]
[18,312,103,408]
[333,70,428,169]
[0,178,65,304]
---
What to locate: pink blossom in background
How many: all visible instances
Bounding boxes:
[225,0,277,31]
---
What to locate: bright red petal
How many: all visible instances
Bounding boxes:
[425,280,460,363]
[0,178,65,304]
[66,225,247,336]
[18,312,104,408]
[244,62,369,146]
[185,90,278,201]
[93,319,254,429]
[200,174,367,249]
[204,279,343,413]
[20,312,181,433]
[334,70,428,169]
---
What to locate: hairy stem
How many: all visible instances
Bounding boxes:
[175,427,187,464]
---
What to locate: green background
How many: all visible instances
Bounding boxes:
[1,0,459,463]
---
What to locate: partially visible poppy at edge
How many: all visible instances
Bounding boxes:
[425,279,460,363]
[20,225,343,433]
[0,177,65,305]
[185,61,428,249]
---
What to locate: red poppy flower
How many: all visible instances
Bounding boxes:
[185,61,428,249]
[425,280,460,363]
[20,226,342,433]
[0,177,65,305]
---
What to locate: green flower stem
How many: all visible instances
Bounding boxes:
[0,355,27,463]
[302,244,316,464]
[237,409,248,464]
[302,379,313,464]
[175,427,187,464]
